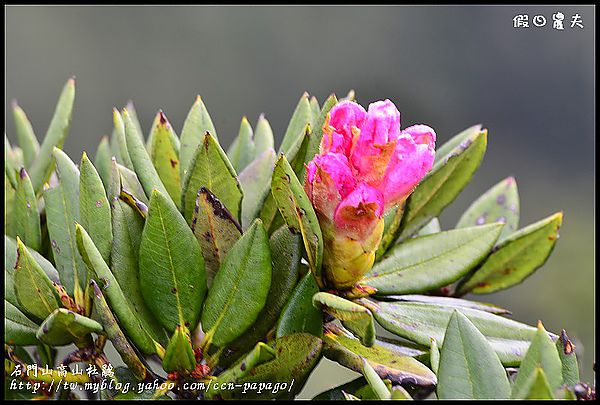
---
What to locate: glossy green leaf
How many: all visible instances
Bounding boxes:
[213,226,301,369]
[148,111,181,206]
[14,168,42,251]
[457,212,562,295]
[122,108,171,201]
[163,325,196,373]
[398,127,487,240]
[437,311,510,399]
[124,101,145,141]
[111,108,134,170]
[12,103,40,169]
[227,116,255,172]
[555,330,580,387]
[429,338,440,375]
[36,308,102,346]
[271,155,323,286]
[90,279,147,381]
[239,148,277,229]
[202,219,271,348]
[457,177,519,242]
[79,152,112,263]
[44,149,86,296]
[140,190,206,333]
[109,198,167,343]
[375,202,405,259]
[361,298,549,366]
[13,238,60,322]
[277,272,323,338]
[313,292,375,346]
[191,187,242,285]
[5,300,40,346]
[179,95,218,180]
[94,136,112,190]
[362,359,391,400]
[434,124,483,165]
[218,333,323,400]
[210,342,276,396]
[313,377,380,400]
[76,224,164,355]
[253,114,275,157]
[182,132,243,224]
[415,217,441,237]
[113,160,148,205]
[29,78,75,193]
[512,321,562,398]
[310,95,320,119]
[278,93,312,163]
[364,224,502,295]
[382,294,510,315]
[323,324,436,386]
[518,368,555,399]
[5,173,17,237]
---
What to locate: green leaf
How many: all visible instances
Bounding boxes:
[457,212,562,295]
[76,224,164,355]
[391,386,413,400]
[79,153,112,263]
[314,377,387,400]
[362,359,391,400]
[109,197,166,343]
[323,324,436,386]
[218,333,323,400]
[12,102,40,169]
[111,108,134,170]
[310,95,320,119]
[140,190,206,333]
[191,188,242,285]
[5,173,17,237]
[180,95,218,181]
[434,124,482,165]
[5,300,40,346]
[271,155,323,286]
[364,224,502,295]
[94,136,112,190]
[14,168,42,251]
[518,368,555,399]
[113,160,148,205]
[213,226,301,369]
[227,116,256,172]
[457,177,519,242]
[313,292,375,346]
[375,202,405,259]
[210,342,276,396]
[28,78,76,193]
[13,238,60,322]
[278,93,312,163]
[239,148,277,229]
[415,217,441,237]
[90,279,147,381]
[44,149,87,296]
[277,272,323,338]
[437,310,510,399]
[163,325,196,373]
[36,308,102,346]
[555,330,580,387]
[382,295,511,315]
[429,338,440,375]
[5,236,60,308]
[122,108,171,202]
[182,132,243,224]
[398,127,487,240]
[253,114,275,157]
[148,111,181,207]
[202,219,271,348]
[360,298,549,366]
[512,321,562,398]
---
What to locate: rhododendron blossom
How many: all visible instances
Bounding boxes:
[305,99,436,289]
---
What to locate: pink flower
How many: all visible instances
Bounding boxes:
[305,99,436,289]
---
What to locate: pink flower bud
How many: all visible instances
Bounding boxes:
[305,99,436,289]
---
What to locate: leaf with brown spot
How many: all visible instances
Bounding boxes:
[148,111,182,207]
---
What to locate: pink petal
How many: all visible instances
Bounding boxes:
[334,182,384,239]
[321,100,367,155]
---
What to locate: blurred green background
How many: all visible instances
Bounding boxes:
[5,5,595,397]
